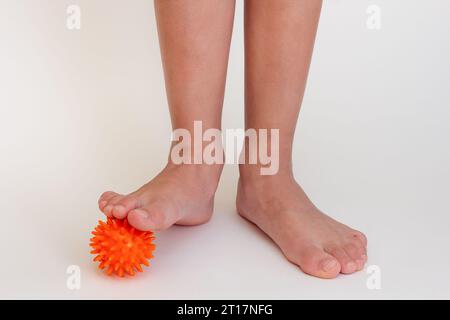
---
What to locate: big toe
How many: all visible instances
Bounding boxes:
[294,246,341,279]
[127,203,177,231]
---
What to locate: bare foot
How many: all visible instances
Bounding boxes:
[98,163,222,231]
[236,172,368,279]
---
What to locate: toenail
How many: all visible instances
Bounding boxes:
[104,205,113,213]
[115,205,125,214]
[137,210,149,219]
[322,259,338,272]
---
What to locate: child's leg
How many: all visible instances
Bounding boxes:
[237,0,367,278]
[98,0,235,230]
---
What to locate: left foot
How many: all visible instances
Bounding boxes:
[236,171,368,279]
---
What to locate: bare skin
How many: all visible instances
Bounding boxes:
[99,0,368,279]
[237,0,367,279]
[99,0,234,229]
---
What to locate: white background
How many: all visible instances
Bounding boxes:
[1,0,450,299]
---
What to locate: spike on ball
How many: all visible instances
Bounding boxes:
[90,217,155,277]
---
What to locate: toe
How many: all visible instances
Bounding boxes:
[294,246,341,279]
[327,247,357,274]
[343,243,366,271]
[352,231,368,247]
[102,194,124,217]
[98,191,118,211]
[111,196,139,219]
[128,205,174,231]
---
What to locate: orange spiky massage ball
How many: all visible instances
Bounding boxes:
[90,217,155,277]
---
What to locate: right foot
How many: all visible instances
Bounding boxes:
[98,163,222,231]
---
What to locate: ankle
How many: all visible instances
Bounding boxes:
[165,162,223,197]
[239,163,294,186]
